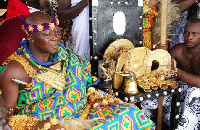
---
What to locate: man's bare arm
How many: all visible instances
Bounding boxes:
[170,44,200,87]
[39,0,51,15]
[58,0,89,22]
[0,61,22,109]
[177,0,197,11]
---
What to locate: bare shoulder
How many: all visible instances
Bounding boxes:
[170,43,185,56]
[0,60,30,88]
[0,60,26,80]
[170,43,185,59]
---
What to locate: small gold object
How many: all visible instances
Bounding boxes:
[37,24,44,31]
[102,99,109,105]
[37,122,51,130]
[7,108,14,115]
[164,80,179,89]
[50,118,60,126]
[79,103,92,119]
[92,103,99,109]
[87,87,102,102]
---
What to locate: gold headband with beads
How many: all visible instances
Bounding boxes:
[21,17,59,36]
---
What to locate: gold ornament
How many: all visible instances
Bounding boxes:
[49,23,55,30]
[79,103,92,119]
[28,25,34,32]
[124,47,151,79]
[102,39,134,83]
[124,78,138,94]
[87,87,102,102]
[35,61,66,91]
[37,122,51,130]
[37,24,44,31]
[50,118,60,126]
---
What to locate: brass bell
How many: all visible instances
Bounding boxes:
[124,74,138,94]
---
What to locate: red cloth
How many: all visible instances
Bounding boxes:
[0,0,30,64]
[6,0,30,19]
[0,16,27,64]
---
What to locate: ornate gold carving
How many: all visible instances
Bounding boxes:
[36,61,66,91]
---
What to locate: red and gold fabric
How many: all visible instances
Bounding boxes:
[143,7,158,50]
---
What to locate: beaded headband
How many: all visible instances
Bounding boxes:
[21,17,59,35]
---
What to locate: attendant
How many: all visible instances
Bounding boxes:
[58,0,90,60]
[170,0,199,48]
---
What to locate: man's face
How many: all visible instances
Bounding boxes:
[184,22,200,48]
[31,26,61,54]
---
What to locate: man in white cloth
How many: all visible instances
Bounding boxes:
[142,18,200,130]
[58,0,90,60]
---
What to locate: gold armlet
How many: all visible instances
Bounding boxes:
[9,115,39,130]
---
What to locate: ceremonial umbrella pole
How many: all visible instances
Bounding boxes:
[157,0,167,130]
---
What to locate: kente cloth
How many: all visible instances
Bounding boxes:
[71,0,90,60]
[141,81,200,129]
[3,40,155,130]
[143,7,158,50]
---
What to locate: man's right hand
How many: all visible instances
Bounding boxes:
[155,43,168,51]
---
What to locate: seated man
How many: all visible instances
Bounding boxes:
[142,18,200,129]
[0,11,155,130]
[170,18,200,129]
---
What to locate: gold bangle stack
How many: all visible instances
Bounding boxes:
[9,115,39,130]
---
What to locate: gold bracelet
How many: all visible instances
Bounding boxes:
[9,115,39,130]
